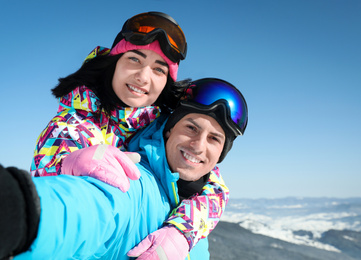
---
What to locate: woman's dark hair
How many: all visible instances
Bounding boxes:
[52,54,124,113]
[52,54,184,114]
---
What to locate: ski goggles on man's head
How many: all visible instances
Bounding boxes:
[180,78,248,136]
[121,12,187,63]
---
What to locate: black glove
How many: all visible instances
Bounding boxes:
[0,165,41,259]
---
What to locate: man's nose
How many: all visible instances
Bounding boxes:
[189,134,207,153]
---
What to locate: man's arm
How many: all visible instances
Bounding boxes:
[14,175,123,259]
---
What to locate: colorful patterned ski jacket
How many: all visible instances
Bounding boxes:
[30,85,229,249]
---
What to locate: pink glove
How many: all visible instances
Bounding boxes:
[61,144,141,192]
[127,226,189,260]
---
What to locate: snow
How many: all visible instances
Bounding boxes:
[221,197,361,252]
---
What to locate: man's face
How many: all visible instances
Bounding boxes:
[165,113,225,181]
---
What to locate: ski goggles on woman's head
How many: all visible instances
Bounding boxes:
[121,12,187,63]
[180,78,248,136]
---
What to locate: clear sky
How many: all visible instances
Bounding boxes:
[1,0,360,198]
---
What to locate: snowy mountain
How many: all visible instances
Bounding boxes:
[208,197,361,259]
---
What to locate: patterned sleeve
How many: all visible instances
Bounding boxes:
[30,110,103,176]
[164,166,229,249]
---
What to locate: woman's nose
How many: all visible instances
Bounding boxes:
[135,66,151,84]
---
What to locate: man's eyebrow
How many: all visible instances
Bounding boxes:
[186,118,201,129]
[128,50,168,68]
[186,118,225,139]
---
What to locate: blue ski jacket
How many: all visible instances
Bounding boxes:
[15,115,209,259]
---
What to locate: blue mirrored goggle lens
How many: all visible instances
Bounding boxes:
[183,78,248,134]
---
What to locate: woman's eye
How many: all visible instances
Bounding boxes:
[155,67,166,75]
[129,57,139,62]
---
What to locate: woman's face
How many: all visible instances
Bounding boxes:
[112,49,169,107]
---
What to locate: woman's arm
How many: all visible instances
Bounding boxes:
[165,166,229,249]
[30,110,102,176]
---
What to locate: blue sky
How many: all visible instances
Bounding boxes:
[1,0,360,198]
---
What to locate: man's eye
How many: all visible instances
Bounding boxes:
[186,125,196,131]
[211,136,221,143]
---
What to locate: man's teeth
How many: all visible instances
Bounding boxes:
[128,84,146,94]
[182,151,200,163]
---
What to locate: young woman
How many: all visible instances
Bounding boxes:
[30,12,229,257]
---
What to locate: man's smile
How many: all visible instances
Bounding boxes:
[181,150,202,164]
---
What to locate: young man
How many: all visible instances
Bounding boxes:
[0,78,248,260]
